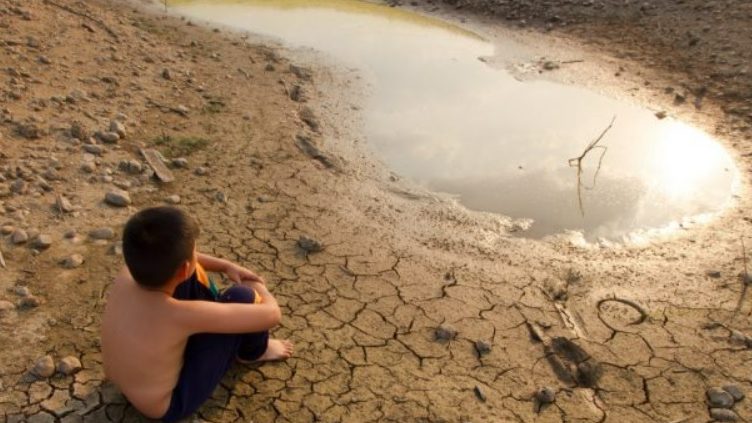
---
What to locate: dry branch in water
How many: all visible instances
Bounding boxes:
[568,116,616,216]
[43,0,119,39]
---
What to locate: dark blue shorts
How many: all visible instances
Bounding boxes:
[162,273,269,423]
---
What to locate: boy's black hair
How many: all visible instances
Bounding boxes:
[122,207,200,288]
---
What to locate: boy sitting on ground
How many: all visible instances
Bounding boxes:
[102,207,293,422]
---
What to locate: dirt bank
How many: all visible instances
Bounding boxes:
[0,0,751,422]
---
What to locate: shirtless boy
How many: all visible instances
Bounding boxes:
[102,207,293,422]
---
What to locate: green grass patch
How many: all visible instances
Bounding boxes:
[154,134,210,157]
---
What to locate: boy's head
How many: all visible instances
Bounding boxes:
[123,207,200,289]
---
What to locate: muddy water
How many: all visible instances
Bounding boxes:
[171,0,739,241]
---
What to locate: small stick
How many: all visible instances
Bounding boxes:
[734,236,749,316]
[0,249,5,269]
[44,0,119,40]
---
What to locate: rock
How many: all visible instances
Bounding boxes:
[194,166,208,176]
[722,384,745,402]
[70,121,88,141]
[32,234,52,250]
[535,386,556,404]
[11,179,28,194]
[298,235,323,253]
[82,145,104,156]
[655,110,667,119]
[434,325,458,342]
[176,105,189,115]
[61,254,84,269]
[109,120,126,139]
[105,189,131,207]
[14,286,30,297]
[16,122,43,139]
[165,195,181,204]
[542,60,560,70]
[19,295,42,308]
[171,158,188,168]
[89,227,115,240]
[1,225,14,235]
[55,195,73,213]
[544,278,568,300]
[214,191,227,204]
[706,270,722,278]
[96,131,120,144]
[57,356,82,375]
[31,355,55,378]
[475,340,492,356]
[161,68,173,80]
[473,385,487,402]
[118,159,142,174]
[299,107,320,132]
[11,229,29,244]
[709,408,738,421]
[0,300,15,316]
[707,387,735,408]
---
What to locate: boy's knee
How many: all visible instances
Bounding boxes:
[219,285,255,304]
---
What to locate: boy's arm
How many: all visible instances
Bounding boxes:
[174,290,281,335]
[197,252,262,283]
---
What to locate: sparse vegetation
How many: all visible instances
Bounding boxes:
[153,134,210,157]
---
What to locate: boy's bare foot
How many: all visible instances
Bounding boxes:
[238,339,293,363]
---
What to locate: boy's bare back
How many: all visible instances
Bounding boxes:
[102,269,188,418]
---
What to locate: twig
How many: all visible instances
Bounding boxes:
[147,98,189,117]
[734,237,749,316]
[596,295,648,326]
[561,60,585,65]
[0,249,5,269]
[43,0,119,40]
[568,116,616,216]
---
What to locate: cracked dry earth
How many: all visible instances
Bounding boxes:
[1,0,752,422]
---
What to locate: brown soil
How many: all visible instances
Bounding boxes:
[0,0,750,422]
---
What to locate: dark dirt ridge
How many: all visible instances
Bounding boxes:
[407,0,752,126]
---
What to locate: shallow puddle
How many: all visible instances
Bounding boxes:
[171,0,739,241]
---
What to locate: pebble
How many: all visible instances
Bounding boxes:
[96,131,120,144]
[535,386,556,404]
[18,295,42,308]
[707,387,735,408]
[61,254,84,269]
[434,325,458,342]
[722,384,745,402]
[56,195,73,213]
[70,121,88,141]
[31,356,55,378]
[706,270,722,278]
[475,340,492,356]
[194,166,208,176]
[64,229,77,239]
[473,385,487,402]
[81,144,104,157]
[165,195,181,204]
[14,286,30,297]
[32,234,52,250]
[709,408,738,421]
[162,68,173,80]
[171,158,188,168]
[57,356,82,375]
[11,229,29,244]
[119,159,142,174]
[1,225,14,235]
[105,189,131,207]
[298,235,323,253]
[655,110,668,119]
[89,227,115,240]
[109,120,126,138]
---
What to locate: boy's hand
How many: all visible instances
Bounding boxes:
[225,263,264,284]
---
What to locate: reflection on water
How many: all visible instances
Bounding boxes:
[172,0,739,241]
